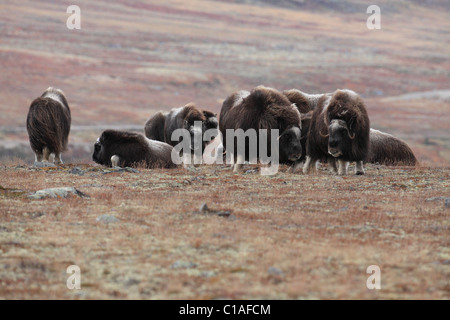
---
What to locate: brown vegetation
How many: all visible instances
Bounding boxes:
[0,163,448,299]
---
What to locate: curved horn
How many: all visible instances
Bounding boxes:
[319,130,329,138]
[348,131,355,140]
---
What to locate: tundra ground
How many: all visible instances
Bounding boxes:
[0,162,448,299]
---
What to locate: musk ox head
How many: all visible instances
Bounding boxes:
[278,125,302,162]
[322,90,370,161]
[183,119,206,152]
[327,118,355,158]
[202,110,219,141]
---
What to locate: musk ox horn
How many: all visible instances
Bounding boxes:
[348,131,356,140]
[319,130,329,138]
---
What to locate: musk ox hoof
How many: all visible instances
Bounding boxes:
[355,170,365,175]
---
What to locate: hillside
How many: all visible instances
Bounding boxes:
[0,0,449,164]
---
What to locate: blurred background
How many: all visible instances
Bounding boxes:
[0,0,448,165]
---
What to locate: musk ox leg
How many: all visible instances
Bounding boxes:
[337,159,349,175]
[327,158,338,174]
[42,147,51,162]
[232,153,245,173]
[35,152,43,162]
[288,161,304,173]
[111,155,120,167]
[355,161,365,175]
[302,156,317,174]
[54,153,63,165]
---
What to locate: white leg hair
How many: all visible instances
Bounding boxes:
[35,152,43,162]
[328,158,338,174]
[42,147,51,162]
[54,153,63,165]
[337,159,349,175]
[233,153,245,173]
[355,161,365,175]
[111,155,120,167]
[303,156,317,174]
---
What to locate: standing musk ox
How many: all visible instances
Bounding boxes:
[92,130,177,169]
[219,86,304,172]
[144,103,217,164]
[367,129,417,166]
[26,87,71,165]
[304,89,370,175]
[282,89,325,163]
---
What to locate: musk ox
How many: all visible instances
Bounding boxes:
[92,130,177,169]
[201,109,219,141]
[219,85,303,173]
[26,87,71,164]
[144,103,216,164]
[367,129,418,166]
[282,89,325,163]
[304,89,370,175]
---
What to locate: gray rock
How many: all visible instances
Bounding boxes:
[268,267,284,276]
[69,167,84,175]
[96,214,120,224]
[28,187,89,200]
[33,161,56,168]
[171,260,197,269]
[445,198,450,209]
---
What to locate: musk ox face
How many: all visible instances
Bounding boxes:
[183,120,206,151]
[327,119,354,158]
[279,125,302,162]
[92,137,108,165]
[203,114,218,141]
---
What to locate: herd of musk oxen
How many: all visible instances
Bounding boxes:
[26,85,418,175]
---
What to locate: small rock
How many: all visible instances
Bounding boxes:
[69,167,84,176]
[96,214,120,224]
[28,187,89,200]
[171,260,197,269]
[445,198,450,209]
[33,161,56,168]
[268,267,284,276]
[124,278,140,287]
[199,203,209,213]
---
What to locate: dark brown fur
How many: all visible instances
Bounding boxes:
[26,87,71,163]
[283,89,324,161]
[368,129,418,166]
[144,103,208,153]
[307,89,370,163]
[219,86,302,164]
[92,130,177,169]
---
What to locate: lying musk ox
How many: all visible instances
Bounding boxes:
[145,103,215,162]
[219,85,304,172]
[26,87,71,164]
[92,130,177,168]
[304,89,370,175]
[367,129,417,166]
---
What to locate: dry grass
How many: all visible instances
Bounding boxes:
[0,163,448,299]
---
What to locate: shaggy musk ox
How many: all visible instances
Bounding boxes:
[282,89,325,162]
[26,87,71,164]
[144,103,217,157]
[219,86,304,172]
[92,130,177,169]
[304,89,370,175]
[368,129,417,166]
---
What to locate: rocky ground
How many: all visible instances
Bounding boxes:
[0,162,448,299]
